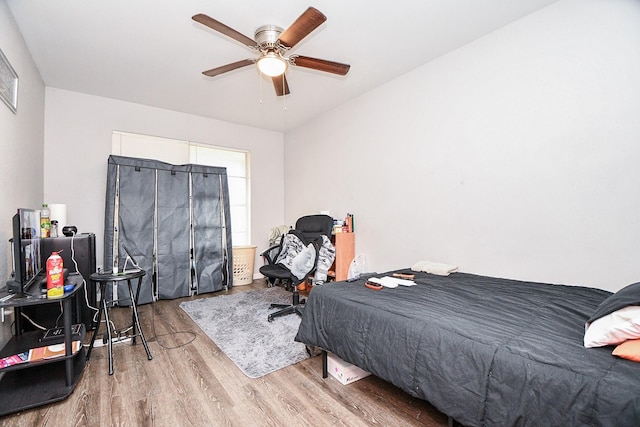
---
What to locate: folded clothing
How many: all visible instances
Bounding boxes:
[291,243,317,280]
[411,260,459,276]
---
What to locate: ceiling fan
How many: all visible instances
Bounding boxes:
[192,7,350,96]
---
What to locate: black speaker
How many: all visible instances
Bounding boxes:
[23,233,98,331]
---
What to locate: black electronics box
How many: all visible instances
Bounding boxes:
[22,233,97,331]
[41,323,83,343]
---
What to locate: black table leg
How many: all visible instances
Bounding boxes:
[63,297,73,386]
[127,280,152,361]
[322,350,328,379]
[104,295,114,375]
[86,283,105,361]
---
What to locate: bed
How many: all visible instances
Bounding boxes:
[294,270,640,426]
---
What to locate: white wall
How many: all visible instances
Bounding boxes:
[284,0,640,292]
[43,88,284,276]
[0,0,45,284]
[0,0,45,347]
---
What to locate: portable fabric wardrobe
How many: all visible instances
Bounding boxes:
[103,155,233,305]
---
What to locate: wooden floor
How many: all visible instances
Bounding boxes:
[1,281,448,426]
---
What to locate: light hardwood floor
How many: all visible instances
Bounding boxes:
[1,281,448,426]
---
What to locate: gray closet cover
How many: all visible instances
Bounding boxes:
[104,155,233,304]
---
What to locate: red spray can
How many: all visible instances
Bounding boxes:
[46,252,64,298]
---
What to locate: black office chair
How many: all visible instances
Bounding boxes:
[260,214,334,322]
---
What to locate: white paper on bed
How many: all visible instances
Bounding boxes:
[387,277,416,286]
[371,277,416,287]
[411,260,459,276]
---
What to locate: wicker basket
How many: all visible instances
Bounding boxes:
[232,245,257,286]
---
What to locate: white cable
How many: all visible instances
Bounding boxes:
[123,256,134,272]
[20,311,47,331]
[69,231,100,327]
[54,300,63,327]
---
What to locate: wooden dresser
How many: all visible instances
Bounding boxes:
[332,232,355,282]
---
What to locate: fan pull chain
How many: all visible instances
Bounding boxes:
[258,71,264,104]
[282,75,287,111]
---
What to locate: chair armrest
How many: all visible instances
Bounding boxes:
[260,244,280,265]
[260,244,280,257]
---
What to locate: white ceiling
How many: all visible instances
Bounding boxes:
[7,0,558,132]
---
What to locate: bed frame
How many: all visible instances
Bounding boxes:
[295,271,640,426]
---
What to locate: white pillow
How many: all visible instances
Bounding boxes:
[584,305,640,348]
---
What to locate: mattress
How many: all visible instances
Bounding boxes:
[294,271,640,426]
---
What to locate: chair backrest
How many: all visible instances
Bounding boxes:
[294,215,334,244]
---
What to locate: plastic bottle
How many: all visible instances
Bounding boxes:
[46,251,64,299]
[50,220,58,238]
[41,204,51,238]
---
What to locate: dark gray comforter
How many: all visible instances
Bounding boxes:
[294,271,640,426]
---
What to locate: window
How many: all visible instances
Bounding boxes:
[112,131,250,245]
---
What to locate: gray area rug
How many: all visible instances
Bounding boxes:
[179,287,308,378]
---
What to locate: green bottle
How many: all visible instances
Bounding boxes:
[41,204,51,238]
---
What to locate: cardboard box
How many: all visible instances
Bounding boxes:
[327,352,371,385]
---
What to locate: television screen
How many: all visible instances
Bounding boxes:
[12,208,42,293]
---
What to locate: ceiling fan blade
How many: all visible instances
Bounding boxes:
[192,14,256,48]
[291,56,351,76]
[272,74,291,96]
[278,7,327,49]
[202,59,254,77]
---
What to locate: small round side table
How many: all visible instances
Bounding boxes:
[87,269,153,375]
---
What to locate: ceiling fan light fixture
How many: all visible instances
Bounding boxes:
[193,8,349,96]
[257,52,287,77]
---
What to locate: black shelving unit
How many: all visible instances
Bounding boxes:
[0,275,86,416]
